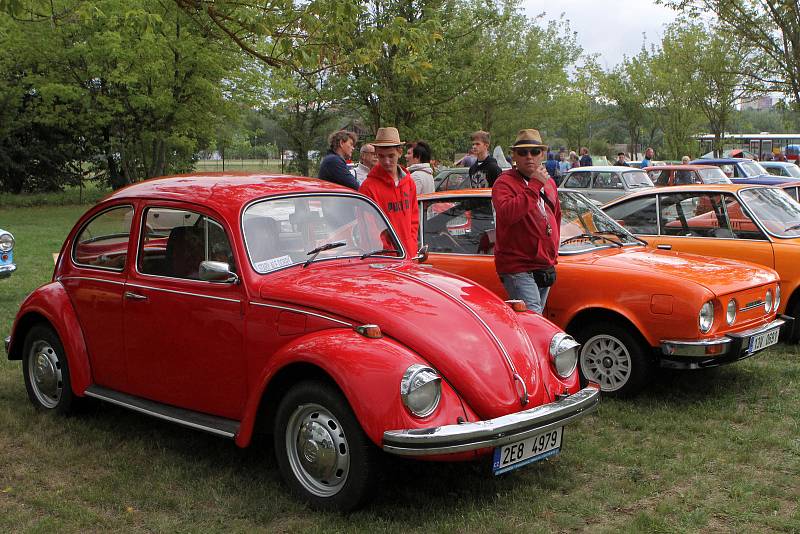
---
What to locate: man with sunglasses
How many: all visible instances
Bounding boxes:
[492,129,561,313]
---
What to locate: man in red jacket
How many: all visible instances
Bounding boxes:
[360,127,419,257]
[492,129,561,313]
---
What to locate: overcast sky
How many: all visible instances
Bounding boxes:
[521,0,680,70]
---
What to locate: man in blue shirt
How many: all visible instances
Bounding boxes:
[318,130,359,190]
[641,147,654,168]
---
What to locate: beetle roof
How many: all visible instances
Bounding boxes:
[102,173,353,215]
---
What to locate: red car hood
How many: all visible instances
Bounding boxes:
[564,246,776,295]
[260,261,556,418]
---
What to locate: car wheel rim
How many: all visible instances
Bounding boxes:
[27,340,63,408]
[285,402,350,498]
[580,334,631,392]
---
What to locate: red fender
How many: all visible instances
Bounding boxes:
[9,282,93,396]
[235,329,468,448]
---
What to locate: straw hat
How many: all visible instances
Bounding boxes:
[372,127,404,147]
[510,129,548,149]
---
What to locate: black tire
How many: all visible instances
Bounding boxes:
[22,324,77,414]
[273,380,378,512]
[786,300,800,343]
[575,321,653,397]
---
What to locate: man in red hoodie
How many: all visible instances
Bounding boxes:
[359,127,419,257]
[492,129,561,313]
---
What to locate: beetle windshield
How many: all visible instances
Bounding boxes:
[243,195,402,273]
[558,191,642,253]
[738,187,800,238]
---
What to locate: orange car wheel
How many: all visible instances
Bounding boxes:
[576,322,652,396]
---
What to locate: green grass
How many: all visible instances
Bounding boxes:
[1,204,799,531]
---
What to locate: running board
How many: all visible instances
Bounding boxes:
[84,385,240,439]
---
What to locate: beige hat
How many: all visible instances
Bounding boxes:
[510,129,548,149]
[372,127,404,147]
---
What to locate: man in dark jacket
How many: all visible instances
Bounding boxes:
[492,129,561,313]
[579,147,593,167]
[468,130,502,188]
[318,130,359,190]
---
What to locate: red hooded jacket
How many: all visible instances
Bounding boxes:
[492,168,561,274]
[360,164,419,257]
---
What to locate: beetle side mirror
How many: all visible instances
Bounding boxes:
[413,245,429,263]
[199,260,239,284]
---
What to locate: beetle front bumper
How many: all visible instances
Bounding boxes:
[382,385,600,456]
[659,316,791,369]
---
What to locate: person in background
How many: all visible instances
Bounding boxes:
[641,147,654,168]
[681,155,691,164]
[545,152,559,181]
[579,147,593,167]
[359,127,419,256]
[492,129,560,314]
[569,151,580,169]
[615,152,629,166]
[354,143,376,186]
[468,130,502,188]
[558,151,571,176]
[406,141,435,195]
[318,130,359,190]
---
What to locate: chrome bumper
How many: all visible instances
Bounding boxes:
[659,317,788,363]
[4,335,10,355]
[0,263,15,278]
[382,386,600,456]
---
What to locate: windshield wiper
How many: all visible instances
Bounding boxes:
[360,248,400,259]
[560,233,622,247]
[597,229,647,246]
[785,222,800,231]
[303,241,347,268]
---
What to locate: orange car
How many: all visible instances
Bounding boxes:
[603,184,800,339]
[418,189,789,395]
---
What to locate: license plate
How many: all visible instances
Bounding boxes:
[492,426,562,475]
[748,327,780,353]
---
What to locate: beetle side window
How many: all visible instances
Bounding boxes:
[563,172,590,188]
[423,198,495,254]
[604,197,658,235]
[73,205,134,270]
[138,208,235,280]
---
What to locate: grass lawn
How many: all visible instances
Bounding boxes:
[1,204,799,532]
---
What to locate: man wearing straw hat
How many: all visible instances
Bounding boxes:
[359,127,419,257]
[492,129,561,313]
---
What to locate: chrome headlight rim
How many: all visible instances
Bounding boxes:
[726,298,737,325]
[0,233,13,253]
[549,332,579,378]
[765,289,773,314]
[699,301,714,334]
[400,364,441,418]
[774,285,781,312]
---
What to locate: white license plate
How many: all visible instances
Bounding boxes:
[492,426,562,475]
[748,327,780,353]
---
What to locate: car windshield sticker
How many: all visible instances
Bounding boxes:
[254,255,293,272]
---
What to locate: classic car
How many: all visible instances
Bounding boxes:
[645,165,731,186]
[761,161,800,179]
[418,189,787,396]
[602,183,800,339]
[559,166,654,203]
[4,174,599,511]
[0,228,16,278]
[690,157,778,184]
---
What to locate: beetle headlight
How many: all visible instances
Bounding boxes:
[765,290,773,314]
[549,332,579,378]
[775,285,781,312]
[699,301,714,333]
[400,364,441,418]
[726,299,737,325]
[0,233,13,252]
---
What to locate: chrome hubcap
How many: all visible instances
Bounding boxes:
[286,403,349,497]
[28,340,63,408]
[580,334,631,392]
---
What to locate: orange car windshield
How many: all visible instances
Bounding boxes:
[739,188,800,238]
[559,191,641,252]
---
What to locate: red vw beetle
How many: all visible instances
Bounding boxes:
[5,174,599,511]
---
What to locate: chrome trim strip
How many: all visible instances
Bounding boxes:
[249,302,353,327]
[58,276,126,286]
[390,269,527,405]
[83,390,236,438]
[740,300,764,312]
[722,317,785,339]
[125,283,240,303]
[382,386,600,456]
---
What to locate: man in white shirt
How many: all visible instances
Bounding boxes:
[354,143,377,186]
[406,141,435,194]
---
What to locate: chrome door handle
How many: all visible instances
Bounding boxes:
[124,291,147,301]
[656,244,672,250]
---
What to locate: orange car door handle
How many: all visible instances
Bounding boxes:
[656,244,672,250]
[124,291,148,301]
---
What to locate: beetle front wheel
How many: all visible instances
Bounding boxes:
[22,324,76,414]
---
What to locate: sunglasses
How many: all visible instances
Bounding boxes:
[514,148,543,157]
